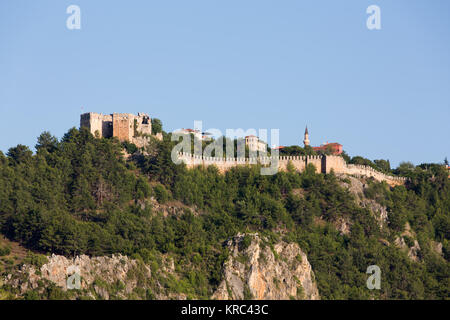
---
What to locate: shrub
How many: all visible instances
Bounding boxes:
[154,184,169,204]
[243,284,253,299]
[122,141,138,154]
[24,290,41,300]
[0,245,11,256]
[241,235,252,250]
[403,235,415,248]
[23,253,48,268]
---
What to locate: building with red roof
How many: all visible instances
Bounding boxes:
[303,126,343,155]
[312,143,343,155]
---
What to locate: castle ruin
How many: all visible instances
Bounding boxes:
[80,112,161,148]
[80,113,405,185]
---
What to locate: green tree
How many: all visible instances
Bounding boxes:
[396,161,415,175]
[7,144,33,164]
[341,151,351,163]
[151,118,163,134]
[374,159,391,173]
[36,131,58,153]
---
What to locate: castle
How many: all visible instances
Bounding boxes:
[176,153,406,186]
[176,126,406,186]
[80,112,162,148]
[80,113,405,185]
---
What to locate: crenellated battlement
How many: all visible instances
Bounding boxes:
[176,152,406,186]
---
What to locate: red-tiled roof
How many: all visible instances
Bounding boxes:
[312,142,343,155]
[181,128,200,133]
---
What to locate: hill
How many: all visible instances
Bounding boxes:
[0,127,449,299]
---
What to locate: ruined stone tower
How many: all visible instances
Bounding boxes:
[80,112,155,147]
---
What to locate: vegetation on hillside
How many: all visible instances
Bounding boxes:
[0,127,448,299]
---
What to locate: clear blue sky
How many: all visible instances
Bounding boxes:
[1,0,449,167]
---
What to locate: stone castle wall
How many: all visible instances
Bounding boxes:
[80,112,156,147]
[112,113,133,142]
[177,153,406,186]
[80,113,405,185]
[80,113,113,138]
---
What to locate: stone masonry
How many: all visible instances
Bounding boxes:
[80,112,159,148]
[177,153,406,186]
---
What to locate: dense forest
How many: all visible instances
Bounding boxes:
[0,126,448,299]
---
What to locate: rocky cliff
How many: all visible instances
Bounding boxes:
[336,175,389,233]
[4,254,146,299]
[2,234,320,300]
[212,233,319,300]
[2,253,187,300]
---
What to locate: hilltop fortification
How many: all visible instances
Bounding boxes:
[80,113,405,185]
[80,112,161,148]
[177,153,406,186]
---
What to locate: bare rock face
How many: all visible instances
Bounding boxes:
[431,241,443,256]
[334,216,351,235]
[394,222,422,262]
[407,240,421,262]
[338,175,389,230]
[6,254,150,299]
[40,254,143,291]
[212,233,319,300]
[395,237,421,262]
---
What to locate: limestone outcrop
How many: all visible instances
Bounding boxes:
[212,233,319,300]
[338,175,389,231]
[4,254,148,299]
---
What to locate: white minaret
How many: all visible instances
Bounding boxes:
[303,126,310,147]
